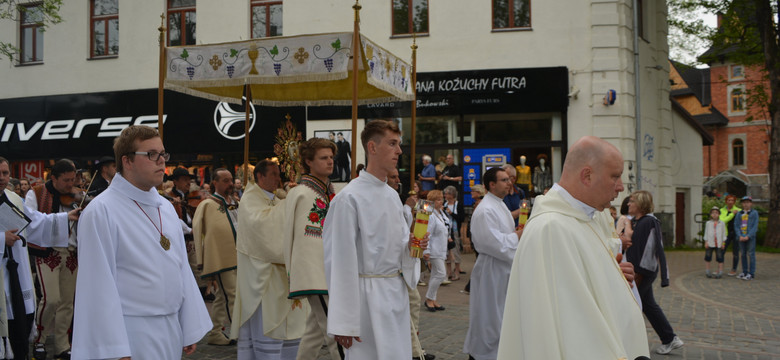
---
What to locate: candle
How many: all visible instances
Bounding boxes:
[518,199,530,229]
[410,200,433,258]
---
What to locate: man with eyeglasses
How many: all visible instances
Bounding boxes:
[463,167,521,360]
[24,158,82,360]
[72,125,211,359]
[193,167,240,346]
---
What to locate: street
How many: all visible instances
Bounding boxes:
[190,251,780,360]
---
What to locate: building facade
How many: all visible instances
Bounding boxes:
[0,0,708,244]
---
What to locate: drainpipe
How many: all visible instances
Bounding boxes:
[633,0,642,190]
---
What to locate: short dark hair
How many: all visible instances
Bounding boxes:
[483,167,505,191]
[114,125,160,174]
[0,156,8,166]
[51,159,77,178]
[211,168,230,187]
[360,120,400,151]
[253,159,277,180]
[300,137,337,173]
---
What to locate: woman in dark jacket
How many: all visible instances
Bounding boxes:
[626,190,684,355]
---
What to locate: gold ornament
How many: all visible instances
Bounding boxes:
[274,114,304,182]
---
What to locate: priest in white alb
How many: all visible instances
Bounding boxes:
[72,126,211,359]
[496,136,649,360]
[463,167,521,360]
[232,159,308,360]
[323,120,426,360]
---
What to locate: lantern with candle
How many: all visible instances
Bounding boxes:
[410,199,433,258]
[518,199,530,229]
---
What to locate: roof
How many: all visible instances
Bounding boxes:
[670,61,711,106]
[694,106,730,127]
[670,98,715,146]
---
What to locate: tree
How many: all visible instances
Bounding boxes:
[0,0,63,61]
[670,0,780,248]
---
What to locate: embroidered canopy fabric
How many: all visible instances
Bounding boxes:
[164,32,413,106]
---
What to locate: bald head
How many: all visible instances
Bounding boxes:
[559,136,624,210]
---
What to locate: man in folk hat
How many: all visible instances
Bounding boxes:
[24,159,82,359]
[89,156,116,197]
[165,167,204,290]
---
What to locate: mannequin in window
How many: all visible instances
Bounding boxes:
[515,155,533,194]
[533,154,552,195]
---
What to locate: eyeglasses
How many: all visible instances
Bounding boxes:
[131,151,171,162]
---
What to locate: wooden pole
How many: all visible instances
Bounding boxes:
[244,84,251,187]
[410,34,418,188]
[158,13,166,141]
[351,0,361,179]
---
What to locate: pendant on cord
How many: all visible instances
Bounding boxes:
[160,235,171,251]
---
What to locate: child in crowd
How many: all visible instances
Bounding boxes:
[703,206,726,278]
[735,196,759,281]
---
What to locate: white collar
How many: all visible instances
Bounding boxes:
[261,188,275,201]
[111,173,165,207]
[552,183,597,219]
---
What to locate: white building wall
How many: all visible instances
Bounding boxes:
[0,0,703,238]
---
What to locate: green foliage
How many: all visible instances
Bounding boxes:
[0,0,63,61]
[702,196,725,215]
[331,38,341,50]
[270,45,279,56]
[180,49,189,59]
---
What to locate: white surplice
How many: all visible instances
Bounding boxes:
[2,189,36,318]
[72,174,211,359]
[24,189,75,249]
[323,171,420,360]
[463,192,519,360]
[496,186,649,360]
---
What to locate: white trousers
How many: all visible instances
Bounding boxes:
[426,258,446,301]
[237,303,300,360]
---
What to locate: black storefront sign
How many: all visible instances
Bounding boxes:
[0,89,305,160]
[308,66,569,119]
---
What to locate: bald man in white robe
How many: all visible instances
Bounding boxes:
[497,136,649,360]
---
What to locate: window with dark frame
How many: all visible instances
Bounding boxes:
[392,0,428,35]
[167,0,196,46]
[20,4,44,63]
[732,139,744,166]
[91,0,119,57]
[251,0,283,38]
[493,0,531,29]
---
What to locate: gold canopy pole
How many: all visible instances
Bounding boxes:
[158,13,166,141]
[351,0,361,179]
[244,83,252,186]
[410,34,418,187]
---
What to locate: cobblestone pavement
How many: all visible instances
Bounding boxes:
[188,250,780,360]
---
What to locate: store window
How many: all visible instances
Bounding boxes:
[400,116,458,145]
[168,0,196,46]
[251,1,282,38]
[732,139,744,166]
[91,0,119,57]
[465,113,555,143]
[392,0,428,35]
[19,4,44,63]
[493,0,531,30]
